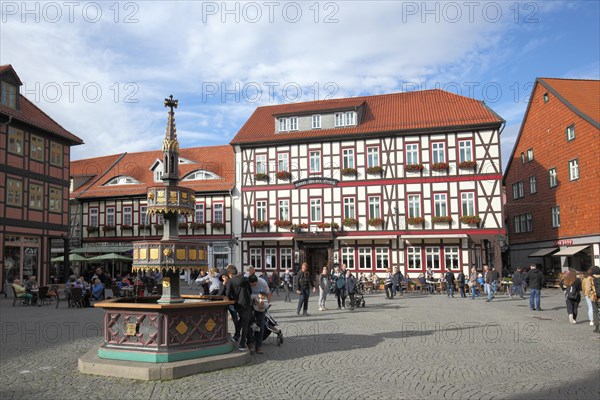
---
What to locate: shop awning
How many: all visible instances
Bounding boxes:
[528,248,559,257]
[552,245,589,256]
[71,245,132,254]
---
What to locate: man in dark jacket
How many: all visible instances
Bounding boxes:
[484,265,494,302]
[444,270,455,298]
[525,264,544,311]
[296,262,316,316]
[511,267,525,299]
[226,264,253,351]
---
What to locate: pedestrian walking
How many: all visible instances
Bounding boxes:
[346,271,357,310]
[296,262,315,316]
[589,266,600,334]
[469,267,479,299]
[384,268,394,299]
[484,265,494,302]
[457,270,466,298]
[282,268,293,302]
[225,264,253,351]
[511,267,525,299]
[444,270,455,298]
[582,267,597,326]
[335,264,348,309]
[318,266,329,311]
[560,269,582,324]
[392,267,402,297]
[525,264,544,311]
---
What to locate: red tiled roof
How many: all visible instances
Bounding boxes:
[0,64,83,144]
[539,78,600,126]
[231,89,503,145]
[71,145,234,199]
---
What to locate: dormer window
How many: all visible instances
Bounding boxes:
[182,170,220,180]
[312,115,321,129]
[334,111,357,127]
[279,118,288,131]
[1,81,17,109]
[278,117,298,132]
[155,170,163,182]
[104,175,141,185]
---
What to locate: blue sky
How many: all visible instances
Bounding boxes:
[1,1,598,170]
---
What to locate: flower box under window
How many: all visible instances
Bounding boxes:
[460,215,481,224]
[458,161,477,170]
[368,218,384,227]
[432,216,452,223]
[341,168,357,176]
[405,163,424,172]
[138,224,151,230]
[254,173,269,181]
[178,222,189,229]
[431,162,449,171]
[253,220,269,229]
[102,225,116,232]
[407,217,425,225]
[189,222,206,230]
[211,222,225,230]
[316,222,331,229]
[342,218,358,227]
[366,166,383,174]
[292,223,308,232]
[86,226,99,233]
[121,225,133,230]
[276,171,292,180]
[275,219,293,229]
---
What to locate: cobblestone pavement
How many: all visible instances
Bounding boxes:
[1,286,599,400]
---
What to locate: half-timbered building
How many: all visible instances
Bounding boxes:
[230,90,506,277]
[0,65,83,292]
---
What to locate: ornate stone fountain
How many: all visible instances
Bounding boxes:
[79,96,248,380]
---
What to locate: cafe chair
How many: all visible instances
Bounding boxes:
[37,286,51,306]
[48,285,60,308]
[70,287,84,308]
[11,285,30,306]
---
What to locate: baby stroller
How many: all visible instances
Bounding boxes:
[262,308,284,346]
[354,286,366,308]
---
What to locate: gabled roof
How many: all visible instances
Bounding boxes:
[231,89,504,145]
[0,64,83,144]
[71,145,234,200]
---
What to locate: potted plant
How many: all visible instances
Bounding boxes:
[368,218,384,227]
[276,171,292,180]
[407,216,425,225]
[431,162,449,171]
[253,220,269,229]
[405,163,424,172]
[316,222,331,229]
[342,217,358,227]
[460,215,481,224]
[86,226,99,233]
[458,160,477,170]
[189,222,206,230]
[431,216,452,223]
[211,222,225,230]
[254,173,269,181]
[331,222,339,230]
[341,167,358,176]
[275,219,293,229]
[366,166,384,174]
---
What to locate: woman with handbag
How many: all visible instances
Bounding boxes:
[560,269,582,324]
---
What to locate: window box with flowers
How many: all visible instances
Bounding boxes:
[102,225,116,232]
[407,217,425,225]
[342,218,358,228]
[292,223,308,232]
[154,224,164,231]
[432,216,452,223]
[366,166,384,174]
[86,226,99,233]
[341,168,357,176]
[368,218,384,227]
[254,173,269,181]
[253,220,269,229]
[178,222,189,229]
[139,224,152,230]
[405,163,424,172]
[211,222,225,230]
[460,215,481,224]
[458,161,477,170]
[121,225,133,230]
[431,162,449,171]
[316,222,331,229]
[276,171,292,180]
[275,219,293,229]
[189,222,206,230]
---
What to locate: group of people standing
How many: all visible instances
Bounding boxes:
[558,266,600,330]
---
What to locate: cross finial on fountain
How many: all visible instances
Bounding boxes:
[164,95,178,112]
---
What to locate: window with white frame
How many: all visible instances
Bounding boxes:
[312,115,321,129]
[512,182,524,199]
[105,176,141,185]
[335,113,344,127]
[514,215,521,233]
[406,143,419,164]
[375,248,389,270]
[568,159,579,181]
[444,246,460,270]
[289,117,298,131]
[123,207,132,226]
[343,197,355,219]
[566,124,575,141]
[256,154,267,174]
[529,176,537,194]
[432,142,445,163]
[549,168,558,188]
[256,201,267,221]
[527,148,534,162]
[279,118,289,131]
[368,196,381,219]
[195,203,205,223]
[182,170,220,180]
[520,152,525,164]
[140,205,148,225]
[250,248,262,270]
[342,148,355,169]
[341,247,355,270]
[280,248,293,270]
[265,249,277,269]
[551,206,560,228]
[433,193,447,217]
[279,199,289,220]
[154,169,163,182]
[358,247,372,270]
[278,153,289,172]
[106,207,115,226]
[213,203,224,223]
[367,147,380,168]
[407,247,421,270]
[458,140,473,162]
[309,151,321,173]
[89,208,99,227]
[461,192,475,216]
[426,247,440,269]
[526,213,533,231]
[408,194,421,218]
[345,111,356,126]
[310,198,322,222]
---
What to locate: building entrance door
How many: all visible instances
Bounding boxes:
[305,247,329,277]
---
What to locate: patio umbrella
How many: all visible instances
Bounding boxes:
[51,253,89,262]
[86,253,132,278]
